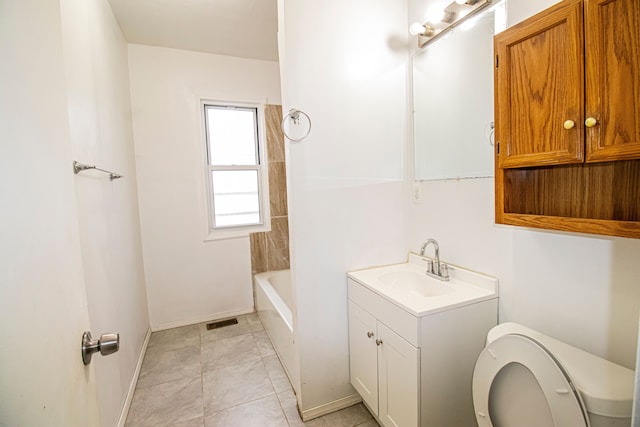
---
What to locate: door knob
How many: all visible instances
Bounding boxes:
[563,120,575,130]
[82,331,120,365]
[376,339,383,346]
[585,117,598,128]
[367,331,374,338]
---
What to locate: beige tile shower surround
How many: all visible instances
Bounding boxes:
[250,104,290,274]
[125,313,378,427]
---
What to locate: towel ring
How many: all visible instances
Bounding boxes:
[281,108,311,142]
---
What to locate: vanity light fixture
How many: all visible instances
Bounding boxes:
[410,0,491,48]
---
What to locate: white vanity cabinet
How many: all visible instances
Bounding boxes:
[347,255,499,427]
[348,300,419,427]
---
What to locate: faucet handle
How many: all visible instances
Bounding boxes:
[426,259,434,274]
[439,263,450,280]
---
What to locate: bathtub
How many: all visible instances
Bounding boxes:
[254,269,297,387]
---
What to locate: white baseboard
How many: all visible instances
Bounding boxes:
[152,308,255,332]
[300,393,363,422]
[117,327,152,427]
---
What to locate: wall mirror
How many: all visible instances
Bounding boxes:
[412,4,504,180]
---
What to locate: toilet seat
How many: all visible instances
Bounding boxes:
[473,333,590,427]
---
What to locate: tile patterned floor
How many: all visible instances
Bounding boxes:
[125,313,379,427]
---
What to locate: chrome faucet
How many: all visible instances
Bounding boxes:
[419,238,449,281]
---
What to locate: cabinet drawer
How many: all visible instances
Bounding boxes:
[348,279,419,347]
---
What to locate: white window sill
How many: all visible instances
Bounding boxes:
[203,223,271,242]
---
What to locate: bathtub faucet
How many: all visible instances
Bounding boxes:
[419,238,449,281]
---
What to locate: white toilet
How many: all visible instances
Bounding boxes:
[472,323,635,427]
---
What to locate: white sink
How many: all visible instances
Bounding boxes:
[378,271,455,297]
[348,253,498,317]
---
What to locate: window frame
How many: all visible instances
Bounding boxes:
[201,100,270,240]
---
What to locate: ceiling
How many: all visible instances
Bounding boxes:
[107,0,278,61]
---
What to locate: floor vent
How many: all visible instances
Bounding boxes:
[206,318,238,330]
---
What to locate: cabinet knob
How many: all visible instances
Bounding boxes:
[585,117,598,128]
[375,339,383,346]
[367,331,374,338]
[563,120,575,130]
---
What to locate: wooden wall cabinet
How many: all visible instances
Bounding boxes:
[494,0,640,238]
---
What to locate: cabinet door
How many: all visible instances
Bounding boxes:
[495,0,584,168]
[585,0,640,162]
[377,322,419,427]
[348,301,379,414]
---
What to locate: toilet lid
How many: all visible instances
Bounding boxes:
[473,334,590,427]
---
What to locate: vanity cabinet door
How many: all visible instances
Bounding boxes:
[585,0,640,162]
[377,322,419,427]
[348,301,379,414]
[495,0,584,168]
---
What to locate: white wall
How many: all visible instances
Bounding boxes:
[278,0,409,414]
[407,0,640,370]
[59,1,151,425]
[278,0,640,416]
[0,0,146,425]
[128,45,281,330]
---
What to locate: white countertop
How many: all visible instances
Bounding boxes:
[347,253,498,317]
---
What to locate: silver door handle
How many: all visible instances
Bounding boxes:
[82,331,119,365]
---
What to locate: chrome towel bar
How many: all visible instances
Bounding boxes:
[73,161,123,181]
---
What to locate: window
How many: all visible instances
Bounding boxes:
[203,102,269,238]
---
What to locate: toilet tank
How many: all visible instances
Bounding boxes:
[487,323,635,426]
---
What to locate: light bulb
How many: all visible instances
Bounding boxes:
[426,4,445,23]
[455,0,467,4]
[409,22,427,35]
